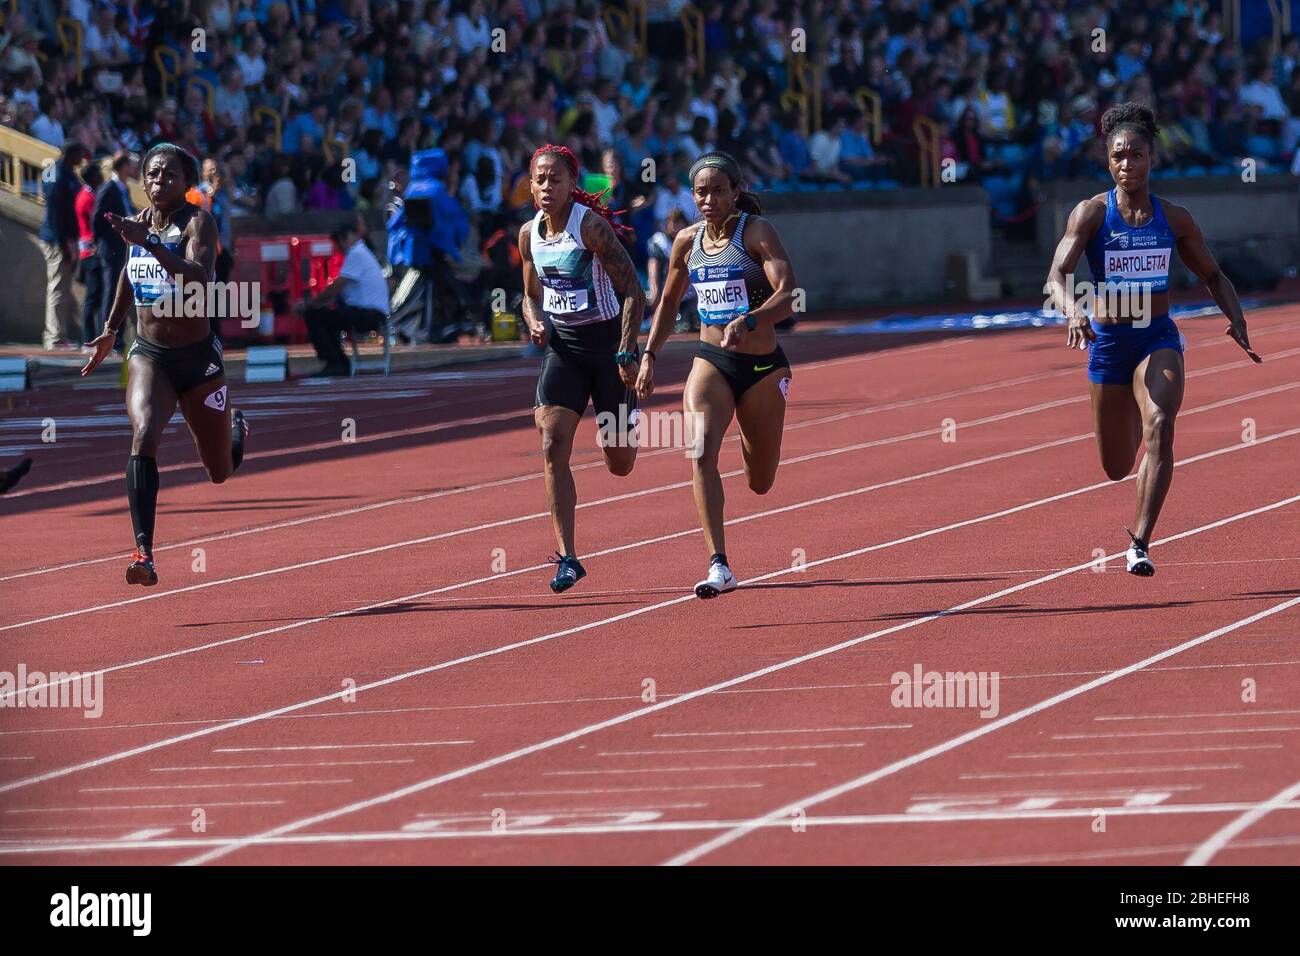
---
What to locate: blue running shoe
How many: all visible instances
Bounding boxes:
[548,552,587,593]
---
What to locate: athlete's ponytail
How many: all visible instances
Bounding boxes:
[689,150,762,214]
[530,144,633,239]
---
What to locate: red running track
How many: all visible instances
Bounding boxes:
[1,308,1299,866]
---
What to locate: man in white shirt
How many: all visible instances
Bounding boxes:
[1239,63,1289,121]
[297,223,391,376]
[29,94,66,147]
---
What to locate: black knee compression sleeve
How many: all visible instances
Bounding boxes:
[125,455,159,551]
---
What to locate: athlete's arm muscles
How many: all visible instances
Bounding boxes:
[581,212,646,355]
[1047,197,1105,348]
[518,221,546,342]
[644,226,695,356]
[149,208,219,289]
[743,216,797,327]
[1166,202,1260,362]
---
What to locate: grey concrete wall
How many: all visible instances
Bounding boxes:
[763,186,991,309]
[0,194,69,345]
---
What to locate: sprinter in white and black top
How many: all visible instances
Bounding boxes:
[637,151,798,599]
[520,144,647,594]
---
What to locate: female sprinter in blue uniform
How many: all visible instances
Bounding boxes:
[637,151,798,598]
[1046,103,1260,575]
[81,143,249,586]
[521,145,646,593]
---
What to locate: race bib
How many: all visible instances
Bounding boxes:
[543,285,589,314]
[695,279,749,316]
[203,385,228,411]
[1105,248,1170,282]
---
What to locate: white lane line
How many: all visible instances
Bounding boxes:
[911,785,1201,799]
[149,760,416,771]
[7,429,1295,826]
[1095,708,1300,721]
[0,756,35,761]
[179,490,1300,866]
[0,347,1045,580]
[0,332,974,508]
[1008,745,1283,759]
[1053,727,1300,739]
[5,802,1300,856]
[7,387,1294,718]
[662,593,1300,865]
[1185,775,1300,865]
[9,358,1295,631]
[412,803,713,816]
[541,763,816,775]
[480,784,765,796]
[80,780,352,792]
[655,726,910,737]
[601,744,869,755]
[0,382,1088,628]
[211,742,471,752]
[958,764,1242,779]
[5,800,286,813]
[118,828,173,841]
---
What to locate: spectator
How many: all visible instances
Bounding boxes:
[297,222,390,377]
[1239,61,1289,122]
[214,65,251,129]
[92,150,139,348]
[75,160,106,345]
[646,207,696,334]
[808,113,852,185]
[38,142,91,350]
[652,154,698,227]
[29,93,66,147]
[263,154,301,217]
[84,6,131,68]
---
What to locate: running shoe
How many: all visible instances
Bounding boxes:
[694,556,738,599]
[126,547,158,587]
[0,457,32,495]
[1125,529,1155,577]
[548,552,586,593]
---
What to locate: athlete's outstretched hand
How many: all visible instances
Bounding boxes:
[1064,310,1095,351]
[1225,314,1262,363]
[720,315,748,350]
[635,356,655,398]
[81,330,117,377]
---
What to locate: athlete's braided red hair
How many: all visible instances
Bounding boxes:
[530,144,633,239]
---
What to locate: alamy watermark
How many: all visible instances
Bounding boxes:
[0,664,103,718]
[891,663,1000,718]
[147,279,261,327]
[596,405,706,458]
[1045,277,1156,327]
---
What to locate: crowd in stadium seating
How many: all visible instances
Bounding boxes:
[4,0,1299,339]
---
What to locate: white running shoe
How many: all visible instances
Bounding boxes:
[1125,531,1155,577]
[695,559,738,599]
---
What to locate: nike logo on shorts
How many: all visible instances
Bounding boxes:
[753,363,774,372]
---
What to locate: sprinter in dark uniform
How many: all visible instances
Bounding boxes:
[521,144,646,593]
[1046,102,1260,576]
[81,143,249,586]
[637,151,798,598]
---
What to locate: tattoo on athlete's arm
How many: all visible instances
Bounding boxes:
[584,216,645,350]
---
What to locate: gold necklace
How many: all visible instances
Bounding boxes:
[704,212,739,247]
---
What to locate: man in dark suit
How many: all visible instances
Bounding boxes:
[92,151,139,350]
